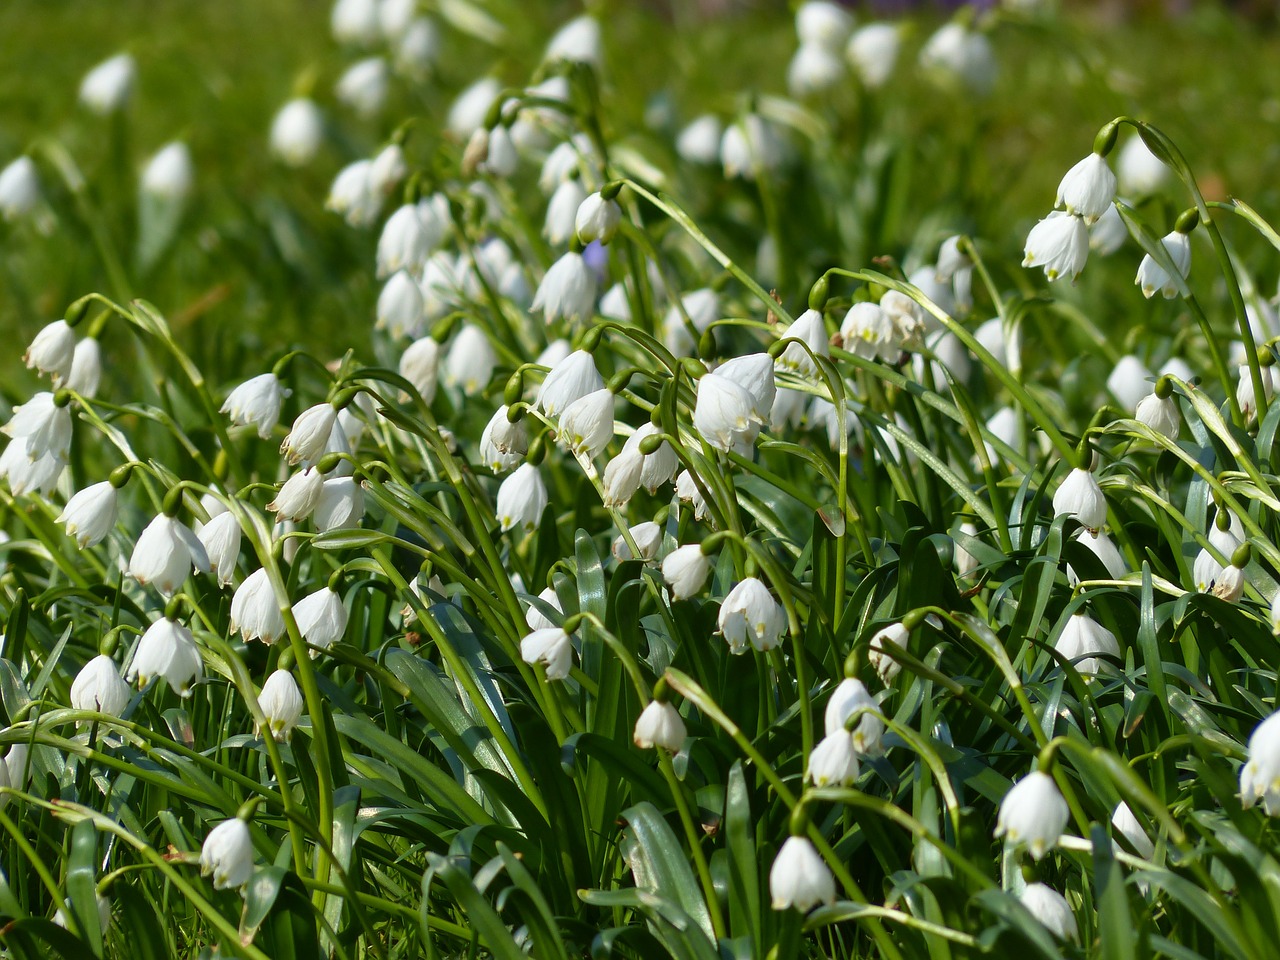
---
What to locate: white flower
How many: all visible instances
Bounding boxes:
[544,179,587,245]
[479,405,528,473]
[1237,363,1278,422]
[129,514,211,596]
[380,0,417,40]
[788,43,846,97]
[1090,202,1128,255]
[521,627,574,680]
[23,320,76,383]
[270,98,324,167]
[3,392,72,461]
[846,23,900,88]
[336,57,388,119]
[281,403,338,465]
[1055,611,1120,677]
[663,288,720,356]
[258,670,305,741]
[536,350,604,416]
[70,655,131,716]
[575,192,622,245]
[721,114,783,181]
[796,0,853,48]
[1135,391,1179,438]
[612,521,663,562]
[314,477,364,532]
[718,578,786,654]
[79,53,135,115]
[447,77,501,139]
[676,115,722,165]
[1023,212,1089,282]
[265,468,323,523]
[1117,135,1170,196]
[0,156,40,221]
[920,23,996,95]
[994,770,1069,859]
[805,731,859,787]
[331,0,380,44]
[840,302,897,361]
[1068,528,1126,585]
[602,444,644,507]
[231,568,285,644]
[200,819,254,890]
[326,160,379,228]
[376,271,425,339]
[769,837,835,912]
[1052,467,1107,531]
[633,700,686,751]
[824,678,883,754]
[293,587,348,654]
[662,544,712,600]
[128,617,202,695]
[396,18,439,76]
[525,587,562,632]
[67,338,103,397]
[476,125,519,178]
[141,142,194,202]
[1136,230,1191,299]
[1106,354,1152,411]
[557,389,614,459]
[0,436,65,496]
[222,373,289,440]
[635,423,678,493]
[868,622,908,685]
[545,15,602,66]
[372,142,408,198]
[532,252,596,326]
[777,309,829,376]
[57,481,118,548]
[1111,801,1155,859]
[1213,561,1246,602]
[197,510,242,588]
[1020,883,1078,941]
[377,205,432,278]
[1056,153,1117,223]
[693,373,760,453]
[497,464,548,532]
[675,469,709,521]
[443,324,497,395]
[399,337,440,404]
[1242,711,1280,816]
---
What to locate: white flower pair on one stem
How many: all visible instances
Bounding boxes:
[601,423,677,506]
[717,578,786,654]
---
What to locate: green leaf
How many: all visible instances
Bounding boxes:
[619,802,716,948]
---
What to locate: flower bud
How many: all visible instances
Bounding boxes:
[257,669,305,741]
[23,320,76,384]
[270,98,325,167]
[79,53,135,115]
[230,568,285,644]
[70,654,131,716]
[57,481,118,548]
[574,192,621,245]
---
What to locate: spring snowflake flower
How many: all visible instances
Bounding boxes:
[376,271,425,339]
[1055,611,1120,677]
[694,373,762,454]
[545,179,587,245]
[532,252,597,326]
[270,98,324,167]
[326,159,379,228]
[840,302,897,362]
[676,115,722,166]
[717,578,786,654]
[128,617,202,696]
[847,23,900,89]
[0,156,40,221]
[1106,354,1151,412]
[197,510,241,588]
[399,337,440,404]
[23,320,76,383]
[662,545,712,600]
[769,837,835,912]
[258,670,305,741]
[557,389,614,460]
[1020,883,1078,941]
[777,309,830,376]
[796,0,852,48]
[545,15,602,66]
[575,192,622,245]
[0,436,65,496]
[1111,801,1155,859]
[1056,153,1117,223]
[521,627,574,680]
[1136,230,1191,299]
[805,731,859,787]
[442,324,497,396]
[824,678,883,754]
[525,586,562,632]
[314,477,364,532]
[57,481,118,548]
[1090,202,1128,255]
[633,700,686,751]
[1023,212,1089,282]
[868,622,908,684]
[1237,363,1278,422]
[377,205,432,278]
[221,373,289,440]
[1135,390,1179,439]
[336,57,388,119]
[129,514,211,597]
[1052,467,1107,531]
[230,568,285,644]
[447,77,501,139]
[3,392,73,461]
[721,114,783,181]
[536,350,604,416]
[293,586,348,654]
[70,655,131,716]
[1241,710,1280,816]
[612,521,663,562]
[79,53,135,115]
[787,43,845,97]
[68,338,103,398]
[920,22,996,95]
[1117,135,1170,196]
[479,405,528,473]
[281,403,339,465]
[141,142,194,201]
[200,818,255,890]
[331,0,379,44]
[267,467,324,523]
[497,464,548,532]
[995,770,1069,859]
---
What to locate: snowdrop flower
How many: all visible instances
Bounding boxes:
[994,770,1069,859]
[633,700,686,751]
[1053,467,1107,531]
[128,616,202,695]
[1241,710,1280,816]
[1020,884,1077,941]
[532,252,596,325]
[788,43,846,97]
[377,205,432,278]
[257,670,305,741]
[868,622,908,685]
[281,403,338,465]
[806,731,859,787]
[920,22,996,95]
[1111,801,1155,859]
[24,320,76,383]
[230,568,285,644]
[497,464,548,531]
[200,818,254,890]
[612,521,662,563]
[544,178,587,245]
[398,337,440,404]
[3,392,72,461]
[376,271,425,339]
[1237,362,1278,422]
[129,514,210,596]
[676,115,722,165]
[441,324,496,396]
[1117,135,1169,196]
[1106,354,1152,411]
[721,114,783,180]
[1055,611,1119,676]
[1068,528,1126,585]
[70,655,131,716]
[557,389,614,459]
[718,578,786,654]
[769,837,835,912]
[447,77,501,139]
[545,15,602,66]
[521,627,574,680]
[293,586,348,654]
[1023,212,1089,283]
[67,338,103,397]
[1136,230,1191,299]
[269,98,324,167]
[525,586,562,632]
[267,467,324,523]
[314,477,364,532]
[1089,202,1128,255]
[0,156,40,221]
[197,510,241,588]
[662,544,712,600]
[824,678,883,754]
[635,424,678,493]
[575,192,621,245]
[222,373,289,439]
[847,23,900,88]
[1056,153,1117,224]
[336,57,389,119]
[840,302,897,362]
[777,309,829,376]
[326,160,379,228]
[79,53,135,115]
[693,373,760,454]
[57,481,118,548]
[796,0,853,48]
[0,437,65,496]
[141,142,194,202]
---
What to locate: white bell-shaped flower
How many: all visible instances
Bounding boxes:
[314,477,364,532]
[693,373,760,453]
[1055,611,1120,677]
[258,670,305,741]
[1135,390,1179,439]
[293,586,348,654]
[1236,363,1278,422]
[633,700,686,751]
[575,192,621,245]
[1136,230,1191,299]
[717,578,786,653]
[267,467,324,522]
[868,622,908,684]
[545,15,602,66]
[1052,467,1107,531]
[524,586,562,632]
[447,77,501,139]
[396,18,439,76]
[1241,710,1280,816]
[675,469,709,521]
[0,156,40,221]
[994,770,1069,859]
[140,142,194,202]
[1056,153,1117,224]
[128,514,211,596]
[230,568,285,644]
[221,373,289,440]
[557,389,614,459]
[532,252,597,326]
[376,270,425,340]
[57,481,118,548]
[919,22,996,95]
[3,391,72,461]
[796,0,852,47]
[535,350,604,416]
[1117,135,1169,196]
[280,403,338,465]
[399,337,440,404]
[496,463,548,531]
[128,616,202,695]
[721,114,783,181]
[336,57,388,119]
[805,731,859,787]
[326,159,379,228]
[197,510,241,588]
[479,405,528,473]
[1106,354,1152,412]
[602,444,644,507]
[70,655,131,716]
[769,836,835,912]
[824,678,883,754]
[0,437,65,497]
[662,544,712,600]
[331,0,379,44]
[841,302,898,362]
[67,338,103,397]
[777,309,829,377]
[521,627,574,680]
[544,179,587,244]
[23,320,76,383]
[847,23,900,89]
[1023,212,1089,283]
[787,43,846,97]
[1067,528,1126,586]
[1020,883,1078,942]
[200,818,254,890]
[612,521,663,562]
[270,98,324,167]
[662,288,720,356]
[1111,801,1155,859]
[443,324,497,396]
[1089,203,1128,255]
[79,53,135,115]
[676,115,722,166]
[377,205,432,278]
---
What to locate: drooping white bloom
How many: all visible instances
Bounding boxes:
[336,57,389,119]
[293,586,348,654]
[602,444,644,507]
[919,22,996,95]
[269,98,324,167]
[377,205,432,278]
[496,464,548,532]
[446,77,501,139]
[663,288,720,356]
[331,0,380,44]
[521,627,574,680]
[376,270,425,340]
[769,837,835,912]
[721,114,783,181]
[846,22,900,88]
[662,544,712,600]
[824,678,883,754]
[1056,154,1117,223]
[479,405,528,473]
[868,622,909,685]
[1105,354,1152,412]
[840,302,898,362]
[544,178,587,245]
[805,731,859,787]
[0,156,40,221]
[633,700,687,751]
[257,670,305,741]
[379,0,416,39]
[67,338,103,397]
[612,521,663,563]
[200,819,255,890]
[221,373,289,439]
[557,389,614,459]
[532,252,596,326]
[197,510,241,588]
[398,337,440,404]
[128,617,202,695]
[1020,883,1078,941]
[1117,135,1170,196]
[675,470,709,521]
[313,477,364,532]
[1213,559,1246,602]
[635,423,678,493]
[676,115,722,166]
[1023,212,1089,283]
[369,142,407,198]
[3,392,72,461]
[994,770,1069,859]
[718,578,786,654]
[693,373,760,453]
[1055,611,1120,677]
[396,18,440,76]
[1135,390,1179,439]
[1111,802,1155,859]
[1236,363,1278,422]
[1089,202,1128,255]
[1242,711,1280,816]
[777,309,830,376]
[128,514,211,596]
[23,320,76,383]
[57,481,118,548]
[230,568,285,644]
[267,467,324,522]
[442,324,497,396]
[79,53,135,115]
[0,436,65,496]
[1136,230,1191,299]
[575,192,622,245]
[787,43,846,97]
[326,160,379,228]
[1068,528,1126,586]
[281,403,338,465]
[473,125,518,178]
[1052,467,1107,531]
[536,350,604,416]
[545,15,602,66]
[525,586,562,632]
[141,142,194,202]
[796,0,853,48]
[70,655,131,716]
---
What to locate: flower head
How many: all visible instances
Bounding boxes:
[994,770,1069,859]
[1136,230,1191,299]
[258,670,305,741]
[281,403,338,465]
[824,678,883,754]
[769,837,835,912]
[79,53,135,114]
[805,731,859,787]
[535,350,604,417]
[230,568,285,644]
[521,627,574,680]
[0,156,40,221]
[57,481,118,548]
[1020,883,1078,941]
[270,98,324,167]
[557,389,614,459]
[1241,711,1280,816]
[1056,153,1116,223]
[127,617,202,696]
[128,514,211,597]
[497,463,548,531]
[662,544,712,600]
[1023,212,1089,283]
[1055,611,1120,677]
[633,700,687,751]
[23,320,76,383]
[293,586,349,654]
[1052,467,1107,531]
[200,818,254,890]
[717,578,786,654]
[532,252,597,326]
[70,655,131,717]
[222,373,290,440]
